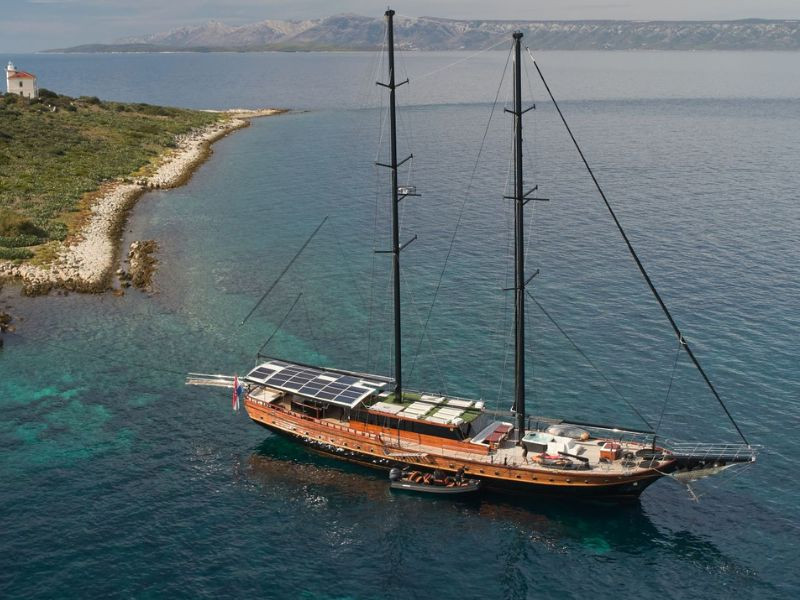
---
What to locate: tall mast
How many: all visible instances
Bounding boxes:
[386,9,403,397]
[512,32,526,441]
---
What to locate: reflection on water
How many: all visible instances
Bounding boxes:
[245,433,751,575]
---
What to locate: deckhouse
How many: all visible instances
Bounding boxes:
[6,61,38,99]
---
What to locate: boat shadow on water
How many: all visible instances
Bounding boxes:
[241,434,749,567]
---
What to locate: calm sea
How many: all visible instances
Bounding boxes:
[1,50,799,598]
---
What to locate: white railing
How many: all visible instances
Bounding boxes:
[666,442,759,462]
[186,372,235,388]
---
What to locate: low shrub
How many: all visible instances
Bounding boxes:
[43,221,68,241]
[0,234,44,247]
[0,211,49,237]
[0,247,34,260]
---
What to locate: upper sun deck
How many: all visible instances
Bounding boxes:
[363,390,484,425]
[245,359,485,426]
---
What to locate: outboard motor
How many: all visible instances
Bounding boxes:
[389,468,402,482]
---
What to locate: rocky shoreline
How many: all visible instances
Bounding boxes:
[0,108,284,296]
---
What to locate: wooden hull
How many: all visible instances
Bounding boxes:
[245,397,669,501]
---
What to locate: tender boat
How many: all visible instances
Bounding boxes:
[389,468,481,495]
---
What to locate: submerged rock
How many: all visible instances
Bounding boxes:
[128,240,159,292]
[0,311,14,341]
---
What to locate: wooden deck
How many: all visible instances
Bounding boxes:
[243,388,674,493]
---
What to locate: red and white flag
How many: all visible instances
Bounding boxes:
[232,375,240,412]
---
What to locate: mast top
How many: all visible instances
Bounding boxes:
[386,9,395,18]
[513,31,523,40]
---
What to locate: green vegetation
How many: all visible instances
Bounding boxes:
[0,90,222,260]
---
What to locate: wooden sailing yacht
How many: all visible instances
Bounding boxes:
[190,10,757,500]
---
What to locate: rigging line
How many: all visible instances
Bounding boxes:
[492,138,517,407]
[412,37,511,81]
[491,71,522,407]
[526,47,749,446]
[526,290,654,429]
[522,110,536,259]
[240,216,328,326]
[375,90,390,162]
[482,61,518,406]
[521,52,540,266]
[367,82,389,369]
[371,25,388,107]
[408,41,515,381]
[365,165,379,369]
[331,219,368,311]
[300,293,323,361]
[525,296,536,412]
[257,292,303,358]
[394,51,415,176]
[377,244,395,374]
[356,29,384,112]
[654,336,683,436]
[478,145,514,406]
[400,267,448,395]
[496,315,516,407]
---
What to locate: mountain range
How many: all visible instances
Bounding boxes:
[48,14,800,52]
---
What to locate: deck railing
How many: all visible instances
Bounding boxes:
[666,442,758,463]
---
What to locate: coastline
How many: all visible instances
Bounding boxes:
[0,108,286,295]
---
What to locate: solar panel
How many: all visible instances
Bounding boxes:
[299,382,325,392]
[245,360,385,408]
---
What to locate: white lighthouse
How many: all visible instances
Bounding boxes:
[6,61,39,99]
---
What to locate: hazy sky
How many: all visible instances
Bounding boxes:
[2,0,799,52]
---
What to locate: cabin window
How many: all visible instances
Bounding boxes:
[19,81,23,88]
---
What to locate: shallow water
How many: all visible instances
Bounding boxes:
[2,50,799,598]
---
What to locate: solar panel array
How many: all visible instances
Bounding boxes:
[245,360,385,408]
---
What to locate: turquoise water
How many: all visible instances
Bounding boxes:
[2,51,800,598]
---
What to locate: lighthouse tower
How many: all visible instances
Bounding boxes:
[6,61,39,99]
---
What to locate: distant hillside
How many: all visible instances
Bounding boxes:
[47,15,800,52]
